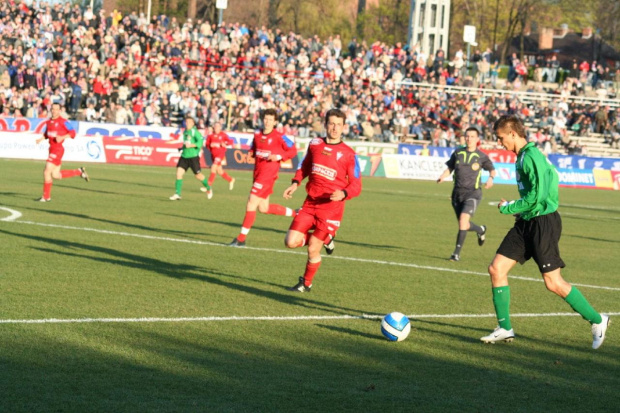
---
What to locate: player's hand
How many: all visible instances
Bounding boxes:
[485,178,494,189]
[436,177,443,183]
[283,183,297,199]
[35,137,44,144]
[330,190,346,201]
[268,154,282,162]
[498,198,508,209]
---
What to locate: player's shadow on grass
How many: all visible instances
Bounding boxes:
[16,205,220,240]
[158,212,288,236]
[93,177,168,190]
[316,323,381,340]
[1,229,372,316]
[159,212,404,251]
[564,233,619,244]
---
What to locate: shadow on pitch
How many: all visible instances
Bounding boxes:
[315,323,381,340]
[1,229,372,316]
[564,233,620,244]
[159,212,405,251]
[15,205,219,240]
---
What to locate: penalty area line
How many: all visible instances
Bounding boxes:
[2,215,620,292]
[1,312,619,325]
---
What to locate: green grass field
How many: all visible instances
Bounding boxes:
[1,158,618,412]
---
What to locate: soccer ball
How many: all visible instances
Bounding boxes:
[381,312,411,342]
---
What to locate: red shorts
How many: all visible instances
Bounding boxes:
[250,176,277,198]
[210,150,226,166]
[47,148,64,166]
[289,200,345,241]
[250,169,278,198]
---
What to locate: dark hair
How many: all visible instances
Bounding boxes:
[464,126,480,137]
[493,115,526,139]
[324,108,346,126]
[262,108,278,121]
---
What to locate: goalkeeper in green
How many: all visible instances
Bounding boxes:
[481,115,610,349]
[169,116,212,200]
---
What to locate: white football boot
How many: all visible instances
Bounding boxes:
[592,314,610,350]
[480,326,515,343]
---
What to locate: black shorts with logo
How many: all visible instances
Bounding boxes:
[177,156,201,174]
[451,190,481,218]
[497,211,566,273]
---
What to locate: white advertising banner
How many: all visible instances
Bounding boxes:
[382,154,451,180]
[0,132,107,163]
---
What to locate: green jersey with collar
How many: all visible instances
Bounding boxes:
[500,142,559,221]
[181,127,203,158]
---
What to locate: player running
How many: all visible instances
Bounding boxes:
[481,115,610,349]
[283,108,362,292]
[35,102,89,202]
[169,116,212,200]
[204,122,236,191]
[437,127,496,261]
[229,109,298,247]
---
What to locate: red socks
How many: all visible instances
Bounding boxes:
[222,172,232,182]
[208,173,216,186]
[302,260,321,286]
[237,211,257,242]
[60,169,81,179]
[43,182,52,199]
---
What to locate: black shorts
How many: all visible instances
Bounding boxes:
[497,211,565,273]
[177,156,201,174]
[451,196,480,218]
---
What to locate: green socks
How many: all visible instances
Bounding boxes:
[175,179,183,195]
[202,178,211,190]
[492,286,512,330]
[565,287,602,324]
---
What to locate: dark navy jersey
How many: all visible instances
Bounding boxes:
[446,148,495,201]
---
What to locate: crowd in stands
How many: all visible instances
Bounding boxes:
[1,0,619,154]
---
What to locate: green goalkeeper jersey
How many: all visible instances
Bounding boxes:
[181,127,203,158]
[500,142,559,221]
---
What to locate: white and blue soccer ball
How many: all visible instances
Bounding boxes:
[381,312,411,342]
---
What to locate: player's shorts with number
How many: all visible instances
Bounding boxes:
[289,200,345,240]
[250,174,278,198]
[47,148,64,166]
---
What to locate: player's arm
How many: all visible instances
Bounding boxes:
[285,147,312,198]
[482,155,496,189]
[499,155,538,215]
[331,153,362,201]
[273,135,297,162]
[56,121,77,143]
[437,152,456,183]
[248,135,256,159]
[436,167,453,183]
[35,120,49,144]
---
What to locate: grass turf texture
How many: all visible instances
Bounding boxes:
[0,158,618,412]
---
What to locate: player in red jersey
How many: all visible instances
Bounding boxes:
[229,109,298,247]
[205,122,235,190]
[283,108,362,292]
[34,103,89,202]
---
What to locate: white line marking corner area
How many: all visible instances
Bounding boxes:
[2,312,620,325]
[1,206,619,293]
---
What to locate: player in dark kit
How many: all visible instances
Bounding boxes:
[35,102,89,202]
[283,108,362,292]
[482,115,609,349]
[229,109,298,246]
[437,127,496,261]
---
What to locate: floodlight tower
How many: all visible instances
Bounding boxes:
[408,0,451,58]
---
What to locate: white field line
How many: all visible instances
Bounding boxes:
[1,312,620,325]
[1,208,619,292]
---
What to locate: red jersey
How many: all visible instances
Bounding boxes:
[42,116,76,153]
[293,137,362,204]
[206,131,234,158]
[250,129,297,181]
